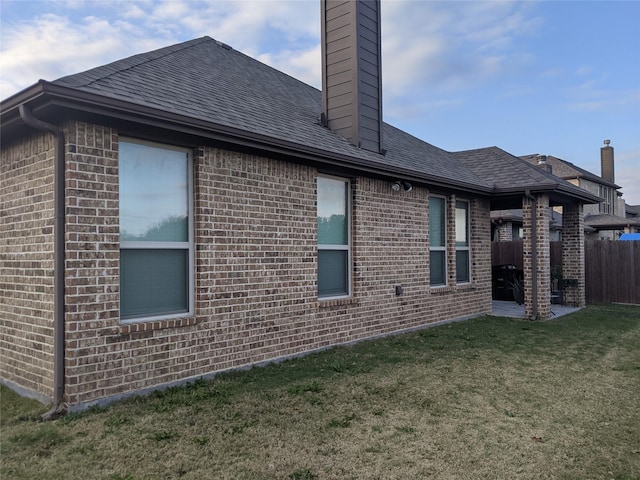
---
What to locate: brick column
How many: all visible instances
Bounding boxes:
[523,194,550,319]
[561,203,585,307]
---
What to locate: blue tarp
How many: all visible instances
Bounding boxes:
[619,233,640,240]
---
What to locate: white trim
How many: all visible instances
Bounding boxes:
[429,194,447,287]
[121,241,190,249]
[317,174,351,299]
[119,138,194,322]
[455,199,471,284]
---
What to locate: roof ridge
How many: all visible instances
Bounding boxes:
[58,36,213,89]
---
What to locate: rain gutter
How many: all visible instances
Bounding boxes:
[4,83,493,196]
[18,104,67,419]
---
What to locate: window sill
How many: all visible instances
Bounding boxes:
[318,297,358,308]
[119,316,198,335]
[429,283,474,295]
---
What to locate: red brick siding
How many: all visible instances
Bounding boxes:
[63,122,120,403]
[4,121,493,406]
[0,132,56,399]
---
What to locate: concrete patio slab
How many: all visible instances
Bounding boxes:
[491,300,581,319]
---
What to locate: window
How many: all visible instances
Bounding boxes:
[599,185,613,214]
[455,200,470,283]
[119,139,193,321]
[317,175,350,298]
[429,196,446,286]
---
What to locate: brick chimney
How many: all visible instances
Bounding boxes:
[321,0,384,154]
[601,139,614,183]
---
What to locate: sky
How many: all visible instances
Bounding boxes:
[2,0,639,205]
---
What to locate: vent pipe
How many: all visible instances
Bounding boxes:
[536,154,552,174]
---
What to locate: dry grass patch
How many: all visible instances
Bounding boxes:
[2,304,639,479]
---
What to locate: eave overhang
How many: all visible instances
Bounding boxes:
[1,82,493,197]
[491,182,602,208]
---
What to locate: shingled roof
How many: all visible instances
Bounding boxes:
[1,36,600,204]
[520,154,620,189]
[452,146,597,203]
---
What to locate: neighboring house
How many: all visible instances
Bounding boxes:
[493,144,637,241]
[1,1,599,413]
[521,145,634,240]
[624,204,640,233]
[492,208,563,242]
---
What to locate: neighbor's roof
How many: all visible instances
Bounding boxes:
[626,204,640,217]
[454,147,598,203]
[491,208,563,228]
[520,154,620,189]
[584,213,634,230]
[0,36,600,203]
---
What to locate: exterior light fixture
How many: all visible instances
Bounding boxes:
[392,180,413,192]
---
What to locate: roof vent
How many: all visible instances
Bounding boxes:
[215,40,232,50]
[537,154,547,165]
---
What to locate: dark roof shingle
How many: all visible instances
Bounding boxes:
[46,36,599,203]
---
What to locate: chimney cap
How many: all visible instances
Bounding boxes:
[604,139,610,146]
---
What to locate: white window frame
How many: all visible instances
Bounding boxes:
[455,199,471,284]
[429,194,447,287]
[317,174,351,300]
[119,138,194,323]
[599,185,613,214]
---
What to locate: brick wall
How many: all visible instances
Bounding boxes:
[0,132,56,400]
[63,122,121,404]
[4,121,493,406]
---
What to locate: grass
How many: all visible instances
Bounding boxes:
[1,304,639,479]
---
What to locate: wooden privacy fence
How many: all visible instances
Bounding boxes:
[491,240,640,305]
[584,240,640,305]
[491,241,563,270]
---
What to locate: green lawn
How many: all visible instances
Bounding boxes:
[2,305,639,480]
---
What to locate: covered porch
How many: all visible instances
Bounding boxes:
[491,190,594,320]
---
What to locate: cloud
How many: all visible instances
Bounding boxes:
[0,8,177,98]
[568,87,640,112]
[2,14,112,96]
[1,0,541,101]
[257,45,322,89]
[381,2,539,92]
[151,0,191,20]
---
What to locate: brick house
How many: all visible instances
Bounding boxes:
[520,144,635,240]
[494,143,637,242]
[625,205,640,233]
[1,1,599,414]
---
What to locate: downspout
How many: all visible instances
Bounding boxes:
[525,190,538,319]
[18,105,67,418]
